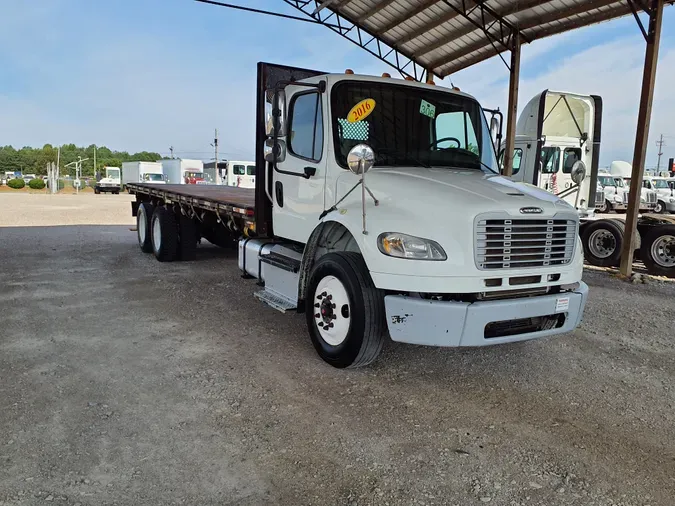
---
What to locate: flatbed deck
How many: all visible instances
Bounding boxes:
[128,183,255,216]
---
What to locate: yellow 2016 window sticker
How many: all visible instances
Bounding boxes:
[348,98,376,123]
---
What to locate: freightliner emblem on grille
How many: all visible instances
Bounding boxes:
[519,207,544,214]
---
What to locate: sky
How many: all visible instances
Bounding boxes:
[1,0,675,168]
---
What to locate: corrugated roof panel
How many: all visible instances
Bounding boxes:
[311,0,673,78]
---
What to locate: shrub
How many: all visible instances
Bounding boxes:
[29,178,46,190]
[7,178,25,189]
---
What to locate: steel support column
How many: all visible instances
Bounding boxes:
[502,33,521,177]
[619,0,664,277]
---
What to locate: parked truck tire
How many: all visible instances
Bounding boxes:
[654,200,667,214]
[640,224,675,277]
[178,214,198,261]
[137,202,155,253]
[151,206,179,262]
[581,219,624,267]
[305,252,385,369]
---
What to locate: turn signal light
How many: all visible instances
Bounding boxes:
[345,69,354,74]
[381,72,391,78]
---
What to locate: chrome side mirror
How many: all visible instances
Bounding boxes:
[264,138,286,163]
[489,117,500,146]
[571,160,586,185]
[347,144,375,175]
[265,89,287,137]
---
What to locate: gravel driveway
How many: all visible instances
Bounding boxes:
[0,194,673,505]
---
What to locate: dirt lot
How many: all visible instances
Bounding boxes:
[0,193,673,506]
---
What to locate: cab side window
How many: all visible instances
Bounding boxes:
[289,92,323,162]
[498,148,522,175]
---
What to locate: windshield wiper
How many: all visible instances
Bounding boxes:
[376,148,431,168]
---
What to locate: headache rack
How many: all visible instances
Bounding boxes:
[475,216,577,270]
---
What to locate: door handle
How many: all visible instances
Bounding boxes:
[303,166,317,178]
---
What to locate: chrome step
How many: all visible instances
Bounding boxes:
[254,290,297,313]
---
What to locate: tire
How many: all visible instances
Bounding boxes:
[137,202,155,253]
[305,252,385,368]
[597,199,610,214]
[655,200,666,214]
[607,219,641,251]
[94,188,100,194]
[178,214,198,261]
[581,219,624,267]
[151,206,179,262]
[640,224,675,278]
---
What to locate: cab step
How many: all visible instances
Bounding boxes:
[259,251,301,273]
[254,290,297,313]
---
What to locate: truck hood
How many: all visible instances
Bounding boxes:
[360,166,571,214]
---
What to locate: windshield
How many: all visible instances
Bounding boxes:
[185,171,203,178]
[233,164,245,175]
[145,173,164,182]
[331,81,497,172]
[107,169,120,178]
[599,176,615,187]
[653,179,670,189]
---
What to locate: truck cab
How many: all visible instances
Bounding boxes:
[252,65,587,366]
[644,175,675,213]
[95,167,121,194]
[597,172,628,212]
[502,91,603,218]
[225,161,256,188]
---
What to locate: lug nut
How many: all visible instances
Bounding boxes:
[314,313,320,318]
[314,303,320,308]
[318,322,324,327]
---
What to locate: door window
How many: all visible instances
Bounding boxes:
[540,147,560,174]
[232,164,245,175]
[289,92,323,161]
[499,148,523,175]
[562,148,581,174]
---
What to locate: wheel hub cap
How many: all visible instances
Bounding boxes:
[313,275,351,347]
[588,229,616,259]
[651,234,675,268]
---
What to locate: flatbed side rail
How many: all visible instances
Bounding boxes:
[127,183,255,218]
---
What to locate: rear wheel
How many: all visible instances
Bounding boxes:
[581,219,624,267]
[305,252,385,368]
[151,207,179,262]
[640,225,675,278]
[137,202,155,253]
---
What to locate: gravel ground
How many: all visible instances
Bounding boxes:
[0,194,673,506]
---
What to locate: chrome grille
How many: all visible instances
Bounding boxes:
[623,192,629,204]
[595,189,605,207]
[475,218,577,270]
[647,191,657,203]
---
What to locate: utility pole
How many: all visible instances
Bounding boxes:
[170,146,175,159]
[93,145,97,177]
[211,129,219,183]
[656,133,665,170]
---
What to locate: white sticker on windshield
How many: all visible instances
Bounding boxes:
[420,99,436,119]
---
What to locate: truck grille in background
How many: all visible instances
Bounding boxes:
[647,191,657,203]
[623,192,629,204]
[475,218,577,270]
[595,190,605,207]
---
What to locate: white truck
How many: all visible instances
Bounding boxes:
[160,159,205,184]
[126,63,590,368]
[643,175,675,214]
[501,91,675,276]
[223,160,256,188]
[95,166,121,194]
[609,161,657,211]
[597,171,628,212]
[122,161,166,192]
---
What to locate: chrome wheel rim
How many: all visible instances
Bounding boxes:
[152,216,161,251]
[138,209,147,243]
[588,229,616,259]
[313,275,351,346]
[651,234,675,268]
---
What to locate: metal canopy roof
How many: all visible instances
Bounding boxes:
[284,0,672,79]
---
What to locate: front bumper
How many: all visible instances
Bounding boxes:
[385,281,588,347]
[95,184,120,193]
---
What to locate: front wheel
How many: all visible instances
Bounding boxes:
[597,199,610,214]
[655,200,666,214]
[305,252,385,368]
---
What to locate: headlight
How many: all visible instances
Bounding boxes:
[613,195,622,203]
[378,232,446,260]
[670,198,675,203]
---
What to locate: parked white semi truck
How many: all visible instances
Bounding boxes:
[122,161,166,191]
[95,166,121,194]
[500,90,675,276]
[127,63,590,368]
